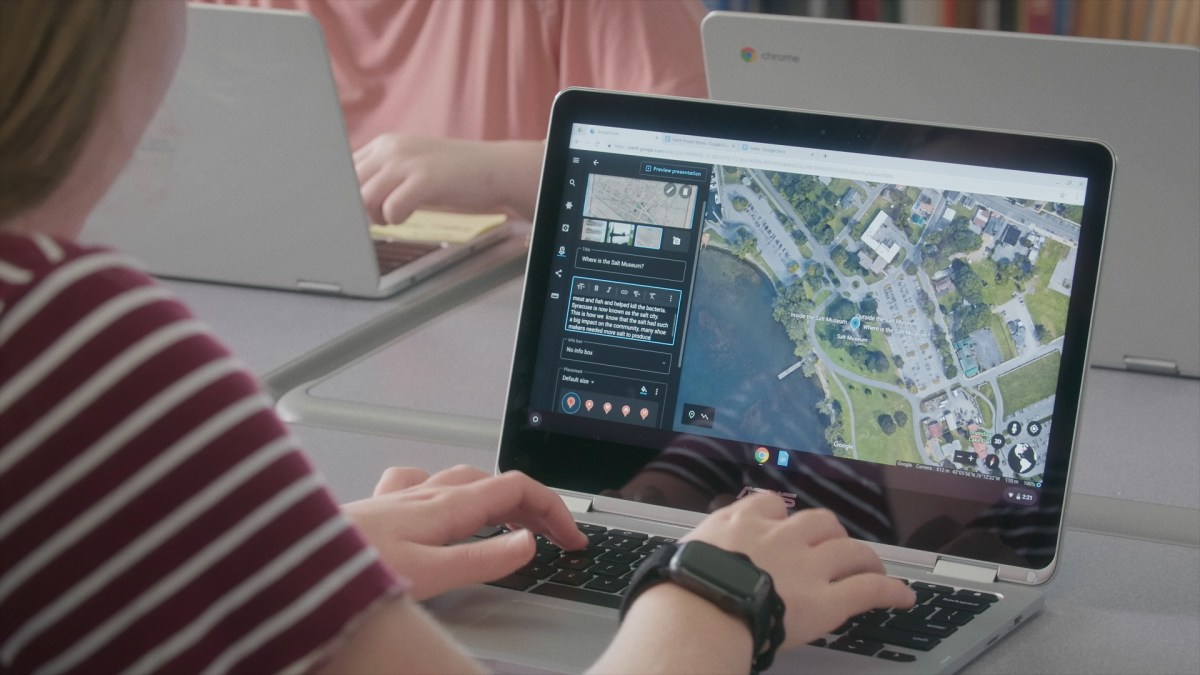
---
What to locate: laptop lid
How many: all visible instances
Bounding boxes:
[701,11,1199,378]
[84,4,501,298]
[500,88,1113,584]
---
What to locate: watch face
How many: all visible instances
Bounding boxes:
[674,541,764,599]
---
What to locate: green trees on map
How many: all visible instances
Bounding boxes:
[769,171,840,244]
[923,218,983,271]
[948,261,990,340]
[817,298,890,374]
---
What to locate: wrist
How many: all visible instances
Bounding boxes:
[637,581,756,646]
[620,540,786,674]
[604,583,754,674]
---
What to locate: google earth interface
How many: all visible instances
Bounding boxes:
[675,163,1081,494]
[551,124,1087,502]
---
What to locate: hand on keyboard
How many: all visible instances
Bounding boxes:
[342,465,588,601]
[679,492,916,650]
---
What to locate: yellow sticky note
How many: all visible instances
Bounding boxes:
[370,210,507,244]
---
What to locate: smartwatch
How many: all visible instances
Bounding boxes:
[620,540,786,674]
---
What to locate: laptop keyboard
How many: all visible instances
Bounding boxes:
[473,524,998,663]
[811,579,998,663]
[373,238,439,275]
[477,523,676,610]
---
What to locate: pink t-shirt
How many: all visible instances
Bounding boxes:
[202,0,709,149]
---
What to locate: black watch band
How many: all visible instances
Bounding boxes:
[620,541,786,674]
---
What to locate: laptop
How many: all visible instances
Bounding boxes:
[701,11,1200,379]
[84,3,507,299]
[424,89,1113,673]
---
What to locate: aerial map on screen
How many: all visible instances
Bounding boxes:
[675,165,1083,484]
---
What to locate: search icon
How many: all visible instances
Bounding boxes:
[569,179,576,187]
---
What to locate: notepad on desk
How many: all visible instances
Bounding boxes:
[371,210,508,244]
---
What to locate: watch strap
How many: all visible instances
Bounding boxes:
[620,541,786,674]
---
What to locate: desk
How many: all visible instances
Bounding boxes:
[290,421,1200,675]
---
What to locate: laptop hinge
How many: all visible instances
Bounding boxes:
[932,558,998,585]
[558,494,593,515]
[296,279,343,294]
[1123,355,1179,376]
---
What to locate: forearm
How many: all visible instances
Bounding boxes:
[484,140,544,222]
[588,584,754,675]
[317,596,486,675]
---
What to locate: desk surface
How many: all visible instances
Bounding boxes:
[292,422,1200,675]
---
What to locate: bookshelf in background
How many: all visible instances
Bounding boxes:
[705,0,1200,46]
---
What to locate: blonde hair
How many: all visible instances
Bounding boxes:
[0,0,135,224]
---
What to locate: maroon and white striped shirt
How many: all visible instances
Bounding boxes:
[0,233,400,674]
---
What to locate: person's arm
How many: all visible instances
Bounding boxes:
[589,494,916,673]
[589,582,754,674]
[353,135,543,225]
[325,477,909,675]
[315,595,485,675]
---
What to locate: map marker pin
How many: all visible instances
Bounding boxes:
[603,402,612,414]
[639,408,649,420]
[621,405,631,417]
[585,399,594,411]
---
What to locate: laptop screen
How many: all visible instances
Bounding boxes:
[501,89,1112,572]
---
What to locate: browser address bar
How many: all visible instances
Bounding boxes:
[599,140,1084,205]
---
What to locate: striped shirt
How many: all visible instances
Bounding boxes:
[0,234,400,674]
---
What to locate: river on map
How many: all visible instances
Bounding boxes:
[674,247,831,455]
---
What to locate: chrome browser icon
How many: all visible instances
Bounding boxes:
[740,47,757,63]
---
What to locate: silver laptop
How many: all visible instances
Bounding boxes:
[84,4,506,299]
[424,88,1114,673]
[702,11,1200,378]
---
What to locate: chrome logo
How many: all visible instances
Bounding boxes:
[740,47,757,63]
[754,447,770,464]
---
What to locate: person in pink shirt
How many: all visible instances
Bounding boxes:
[202,0,710,224]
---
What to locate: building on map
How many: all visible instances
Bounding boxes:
[925,420,944,440]
[933,273,955,296]
[839,187,856,209]
[984,211,1006,236]
[917,198,934,219]
[971,207,990,233]
[938,439,963,462]
[856,249,890,276]
[1000,223,1023,247]
[861,211,902,269]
